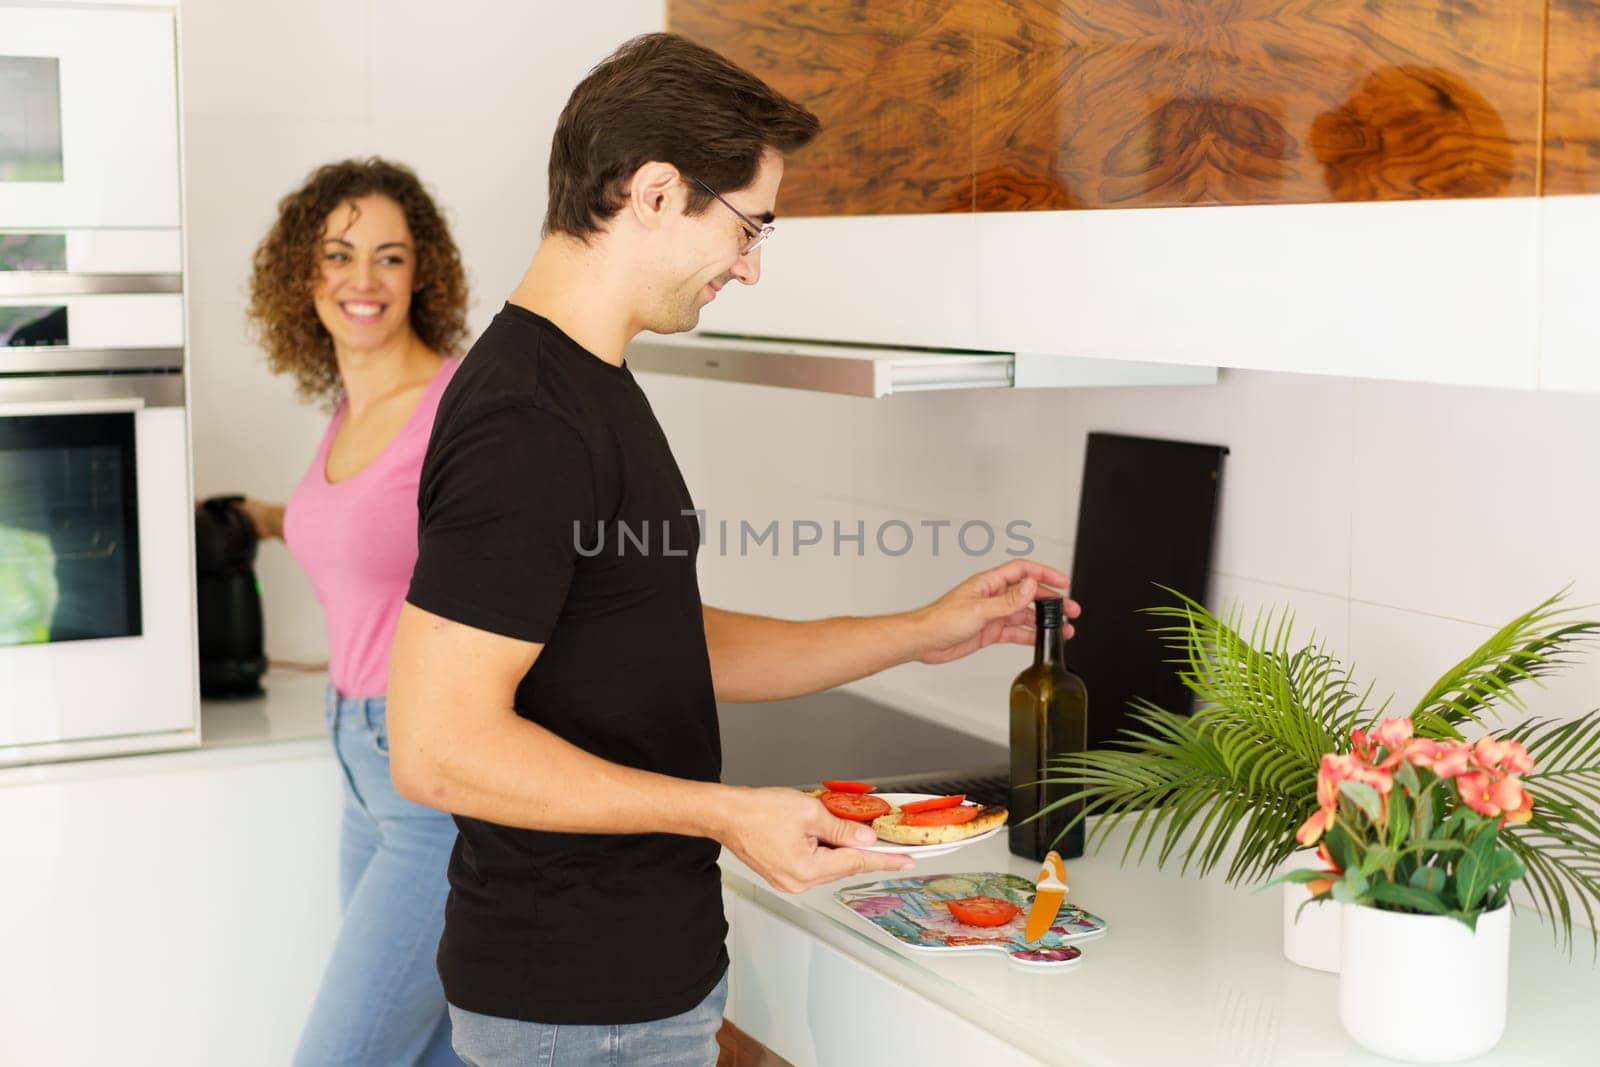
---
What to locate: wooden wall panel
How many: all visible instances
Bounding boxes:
[976,0,1544,210]
[670,1,1549,214]
[1545,0,1600,195]
[670,1,977,217]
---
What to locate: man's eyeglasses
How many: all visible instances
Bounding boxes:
[688,176,774,256]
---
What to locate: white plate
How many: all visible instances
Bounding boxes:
[846,792,1008,858]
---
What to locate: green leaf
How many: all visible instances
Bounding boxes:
[1409,865,1447,894]
[1455,828,1501,913]
[1402,838,1467,854]
[1323,825,1360,875]
[1270,868,1332,887]
[1387,788,1412,847]
[1413,784,1436,842]
[1360,846,1399,880]
[1331,878,1362,905]
[1409,588,1600,735]
[1369,880,1449,915]
[1340,780,1383,824]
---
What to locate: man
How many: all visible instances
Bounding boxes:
[388,32,1079,1065]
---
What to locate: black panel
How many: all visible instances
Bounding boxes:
[1062,432,1227,750]
[0,412,141,645]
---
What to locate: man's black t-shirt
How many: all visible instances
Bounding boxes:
[407,303,725,1024]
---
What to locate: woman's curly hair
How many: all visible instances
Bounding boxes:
[247,158,469,404]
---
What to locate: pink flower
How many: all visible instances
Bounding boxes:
[1406,739,1473,779]
[1305,844,1342,898]
[1373,717,1415,752]
[1492,777,1535,826]
[1474,736,1535,776]
[1348,761,1395,797]
[1457,771,1504,818]
[1296,806,1337,847]
[1350,727,1375,762]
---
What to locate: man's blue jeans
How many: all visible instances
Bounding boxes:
[448,972,729,1066]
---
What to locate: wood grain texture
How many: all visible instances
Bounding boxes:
[716,1018,795,1067]
[976,0,1542,209]
[671,1,977,216]
[1545,0,1600,194]
[671,1,1547,212]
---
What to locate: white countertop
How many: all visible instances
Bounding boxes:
[720,828,1600,1066]
[0,668,331,788]
[197,667,329,749]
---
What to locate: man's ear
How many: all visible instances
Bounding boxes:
[628,162,682,232]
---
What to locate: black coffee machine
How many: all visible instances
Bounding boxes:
[194,495,267,698]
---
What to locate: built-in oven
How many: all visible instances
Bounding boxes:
[0,375,197,764]
[0,0,195,765]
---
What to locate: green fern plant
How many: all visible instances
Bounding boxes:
[1039,587,1600,954]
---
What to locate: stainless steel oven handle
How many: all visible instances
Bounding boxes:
[0,374,181,408]
[0,273,182,297]
[0,396,145,417]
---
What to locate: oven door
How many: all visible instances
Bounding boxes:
[0,5,179,228]
[0,375,197,761]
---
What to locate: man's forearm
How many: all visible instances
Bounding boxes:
[394,705,734,839]
[702,605,925,702]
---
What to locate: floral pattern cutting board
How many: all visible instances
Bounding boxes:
[835,872,1108,970]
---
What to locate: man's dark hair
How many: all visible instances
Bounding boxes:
[545,33,820,238]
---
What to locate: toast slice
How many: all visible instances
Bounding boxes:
[871,804,1008,846]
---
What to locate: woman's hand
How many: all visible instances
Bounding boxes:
[231,497,286,541]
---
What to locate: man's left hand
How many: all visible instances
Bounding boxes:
[911,559,1078,665]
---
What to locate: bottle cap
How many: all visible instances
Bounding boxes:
[1035,596,1064,628]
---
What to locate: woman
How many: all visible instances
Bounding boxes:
[239,157,469,1067]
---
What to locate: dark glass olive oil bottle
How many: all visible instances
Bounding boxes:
[1008,596,1088,861]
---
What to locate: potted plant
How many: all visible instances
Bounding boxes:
[1038,587,1600,969]
[1283,715,1535,1060]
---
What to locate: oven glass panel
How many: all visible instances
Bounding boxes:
[0,56,64,182]
[0,234,66,272]
[0,55,64,181]
[0,412,141,645]
[0,305,68,347]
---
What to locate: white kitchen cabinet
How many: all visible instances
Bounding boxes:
[0,742,341,1066]
[1539,195,1600,393]
[695,196,1594,393]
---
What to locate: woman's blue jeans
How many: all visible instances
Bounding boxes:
[292,688,464,1066]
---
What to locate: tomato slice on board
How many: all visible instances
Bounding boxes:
[819,791,891,822]
[820,779,875,794]
[901,804,981,827]
[946,896,1022,928]
[900,794,966,814]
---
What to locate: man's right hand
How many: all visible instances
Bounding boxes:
[714,786,914,893]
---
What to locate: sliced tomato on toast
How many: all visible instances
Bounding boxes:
[819,790,892,822]
[901,804,981,827]
[900,793,966,814]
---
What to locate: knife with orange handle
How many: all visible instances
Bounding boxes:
[1023,850,1068,943]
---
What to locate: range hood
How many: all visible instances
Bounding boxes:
[626,332,1216,398]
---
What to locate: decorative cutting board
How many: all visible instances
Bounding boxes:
[834,872,1107,970]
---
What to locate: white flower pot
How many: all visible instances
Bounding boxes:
[1339,902,1511,1063]
[1281,849,1341,972]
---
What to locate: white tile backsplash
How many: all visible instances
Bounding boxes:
[660,362,1600,744]
[1349,377,1600,627]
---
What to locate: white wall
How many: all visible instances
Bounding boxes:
[182,0,670,662]
[656,369,1600,746]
